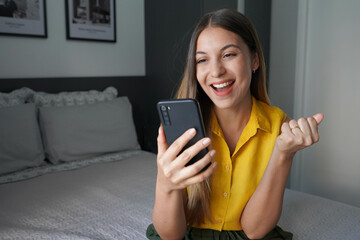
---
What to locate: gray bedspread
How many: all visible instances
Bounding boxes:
[1,150,359,239]
[279,189,360,239]
[0,150,157,240]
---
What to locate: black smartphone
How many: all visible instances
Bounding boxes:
[157,99,210,170]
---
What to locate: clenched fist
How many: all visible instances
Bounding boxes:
[275,113,324,156]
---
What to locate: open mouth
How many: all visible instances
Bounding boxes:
[211,80,235,93]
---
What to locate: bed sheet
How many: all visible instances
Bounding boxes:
[1,150,359,240]
[0,150,157,240]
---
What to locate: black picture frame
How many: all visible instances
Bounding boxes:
[65,0,116,42]
[0,0,47,38]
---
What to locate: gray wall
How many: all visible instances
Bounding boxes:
[203,0,238,13]
[0,0,145,78]
[270,0,360,207]
[245,0,272,85]
[268,0,298,117]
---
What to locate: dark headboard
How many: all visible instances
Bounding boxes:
[0,76,159,153]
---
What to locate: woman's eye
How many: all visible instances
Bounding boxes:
[196,59,207,64]
[224,53,237,58]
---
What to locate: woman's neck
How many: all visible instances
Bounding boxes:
[214,95,253,154]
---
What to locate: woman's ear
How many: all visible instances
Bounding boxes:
[252,52,260,71]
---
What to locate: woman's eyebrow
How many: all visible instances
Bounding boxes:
[221,44,241,51]
[196,51,206,55]
[196,44,241,55]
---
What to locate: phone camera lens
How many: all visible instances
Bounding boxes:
[161,106,167,111]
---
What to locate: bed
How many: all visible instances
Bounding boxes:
[0,150,157,240]
[0,87,359,240]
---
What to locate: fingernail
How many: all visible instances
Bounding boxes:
[188,128,196,135]
[212,161,217,169]
[210,149,216,157]
[202,138,211,145]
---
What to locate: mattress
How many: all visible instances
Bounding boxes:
[0,150,157,240]
[1,149,359,239]
[279,188,360,239]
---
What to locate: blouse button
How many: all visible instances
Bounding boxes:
[223,192,228,197]
[225,165,230,171]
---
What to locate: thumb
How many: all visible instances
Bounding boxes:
[312,113,324,125]
[157,125,168,155]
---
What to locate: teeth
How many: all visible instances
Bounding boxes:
[212,81,232,88]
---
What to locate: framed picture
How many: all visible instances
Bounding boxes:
[0,0,47,38]
[65,0,116,42]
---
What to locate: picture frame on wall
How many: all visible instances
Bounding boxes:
[65,0,116,42]
[0,0,47,38]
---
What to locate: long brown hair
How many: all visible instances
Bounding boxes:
[176,9,269,226]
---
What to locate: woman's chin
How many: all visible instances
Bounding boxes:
[212,99,236,110]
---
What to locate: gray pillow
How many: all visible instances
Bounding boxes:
[0,87,35,107]
[30,87,118,107]
[39,97,140,164]
[0,103,45,175]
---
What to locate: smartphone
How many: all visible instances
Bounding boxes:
[157,99,210,171]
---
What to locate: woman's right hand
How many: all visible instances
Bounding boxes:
[156,125,217,194]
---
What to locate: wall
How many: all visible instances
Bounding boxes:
[244,0,272,83]
[237,0,245,13]
[268,0,297,117]
[0,0,145,78]
[270,0,360,207]
[203,0,238,13]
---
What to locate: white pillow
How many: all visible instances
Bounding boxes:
[0,103,45,175]
[0,87,34,107]
[30,86,118,107]
[39,97,140,163]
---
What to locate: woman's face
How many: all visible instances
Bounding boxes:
[195,27,259,110]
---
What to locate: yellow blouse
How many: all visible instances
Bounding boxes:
[193,96,286,231]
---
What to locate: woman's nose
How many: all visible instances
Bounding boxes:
[210,60,225,78]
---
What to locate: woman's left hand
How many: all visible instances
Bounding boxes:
[275,113,324,157]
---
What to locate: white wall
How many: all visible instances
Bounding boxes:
[271,0,360,207]
[237,0,245,13]
[0,0,145,78]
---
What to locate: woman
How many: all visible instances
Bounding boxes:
[148,9,323,240]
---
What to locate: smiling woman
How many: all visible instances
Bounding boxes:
[148,8,323,240]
